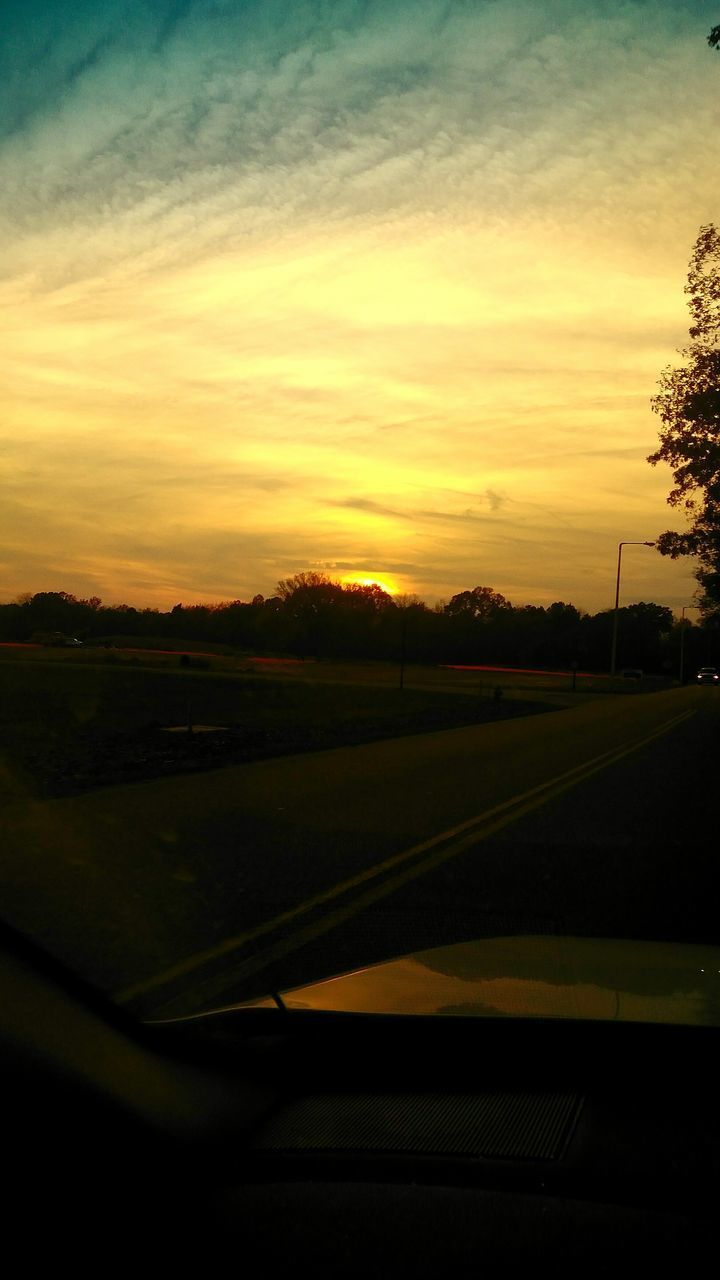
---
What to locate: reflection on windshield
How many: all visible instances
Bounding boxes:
[269,936,720,1027]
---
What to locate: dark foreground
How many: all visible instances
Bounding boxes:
[2,684,717,1017]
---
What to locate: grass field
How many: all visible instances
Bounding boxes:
[1,644,672,800]
[0,644,566,798]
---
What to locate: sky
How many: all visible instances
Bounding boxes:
[2,0,718,613]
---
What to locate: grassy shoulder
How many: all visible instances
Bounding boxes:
[1,648,564,798]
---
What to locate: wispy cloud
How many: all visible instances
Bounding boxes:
[3,0,717,281]
[329,497,412,521]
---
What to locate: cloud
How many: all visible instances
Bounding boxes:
[483,488,504,512]
[329,497,412,521]
[330,488,511,526]
[2,0,717,286]
[415,506,494,525]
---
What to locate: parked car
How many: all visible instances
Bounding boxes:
[30,631,83,647]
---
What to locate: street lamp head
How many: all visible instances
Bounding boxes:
[644,541,656,547]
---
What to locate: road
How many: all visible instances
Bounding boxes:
[2,685,717,1016]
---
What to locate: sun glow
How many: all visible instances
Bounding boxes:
[341,573,398,596]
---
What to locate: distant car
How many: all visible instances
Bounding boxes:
[621,668,643,681]
[34,631,83,647]
[696,666,719,684]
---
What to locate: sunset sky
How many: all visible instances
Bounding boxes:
[2,0,718,613]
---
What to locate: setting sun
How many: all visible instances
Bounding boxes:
[341,574,398,596]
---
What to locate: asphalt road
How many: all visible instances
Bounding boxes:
[2,685,717,1016]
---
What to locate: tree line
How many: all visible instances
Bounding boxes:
[1,578,714,674]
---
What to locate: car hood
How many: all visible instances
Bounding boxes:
[229,934,720,1026]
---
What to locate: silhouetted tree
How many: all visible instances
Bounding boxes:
[542,602,583,666]
[275,572,346,657]
[23,591,79,636]
[444,586,511,620]
[648,224,720,615]
[275,571,338,600]
[442,587,513,662]
[581,602,672,671]
[668,616,707,680]
[335,583,396,658]
[0,602,26,641]
[343,582,394,613]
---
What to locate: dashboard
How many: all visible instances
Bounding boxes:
[2,922,715,1271]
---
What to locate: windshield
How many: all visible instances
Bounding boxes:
[2,1,719,1026]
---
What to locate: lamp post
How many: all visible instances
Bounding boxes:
[678,604,700,684]
[399,605,407,690]
[609,541,655,680]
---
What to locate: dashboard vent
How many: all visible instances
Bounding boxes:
[254,1091,582,1162]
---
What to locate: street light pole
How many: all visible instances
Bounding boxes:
[679,604,700,684]
[609,541,655,680]
[398,604,407,690]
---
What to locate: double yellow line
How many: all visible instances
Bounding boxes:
[121,707,694,1010]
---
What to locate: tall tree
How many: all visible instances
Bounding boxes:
[275,570,335,600]
[274,571,345,657]
[648,224,720,614]
[444,586,511,620]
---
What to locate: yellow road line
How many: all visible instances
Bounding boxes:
[119,707,694,1006]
